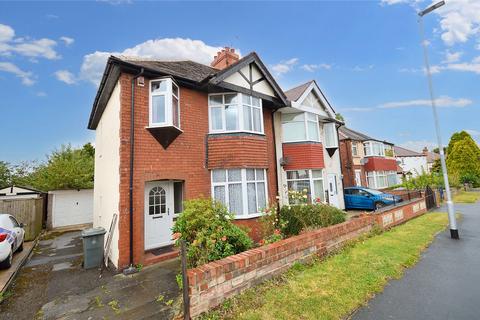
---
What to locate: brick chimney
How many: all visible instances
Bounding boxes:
[211,47,239,70]
[422,147,428,155]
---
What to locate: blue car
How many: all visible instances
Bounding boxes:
[344,187,402,210]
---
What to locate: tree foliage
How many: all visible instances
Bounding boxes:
[446,132,480,186]
[335,113,345,122]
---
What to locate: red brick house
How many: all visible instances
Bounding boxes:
[339,127,399,189]
[88,49,289,269]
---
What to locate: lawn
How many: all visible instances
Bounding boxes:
[453,191,480,203]
[201,213,449,320]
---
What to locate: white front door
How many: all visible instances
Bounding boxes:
[355,170,362,186]
[144,181,174,250]
[327,173,340,208]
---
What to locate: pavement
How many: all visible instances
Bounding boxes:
[353,199,480,320]
[0,230,181,320]
[0,241,35,296]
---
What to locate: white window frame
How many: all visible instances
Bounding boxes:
[366,170,397,189]
[285,169,325,204]
[352,142,358,156]
[211,168,268,219]
[323,122,338,148]
[281,112,321,143]
[208,93,264,134]
[363,141,385,157]
[149,78,180,128]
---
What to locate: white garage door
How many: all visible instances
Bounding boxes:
[51,189,93,229]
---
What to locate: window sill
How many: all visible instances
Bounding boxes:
[209,130,265,136]
[233,213,264,220]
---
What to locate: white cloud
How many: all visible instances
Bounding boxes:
[271,58,298,76]
[97,0,133,4]
[444,60,480,74]
[77,38,223,85]
[443,50,462,63]
[0,24,14,42]
[434,0,480,46]
[36,91,47,97]
[466,129,480,136]
[60,36,74,46]
[340,107,376,112]
[399,140,437,153]
[0,62,35,85]
[55,70,76,84]
[379,96,472,109]
[353,65,374,72]
[301,63,331,72]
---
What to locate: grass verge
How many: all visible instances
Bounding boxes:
[453,191,480,204]
[201,213,449,320]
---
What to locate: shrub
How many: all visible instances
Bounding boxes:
[279,204,346,237]
[172,199,253,268]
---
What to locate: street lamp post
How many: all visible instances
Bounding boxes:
[418,0,459,239]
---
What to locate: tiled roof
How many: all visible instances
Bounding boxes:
[338,126,374,141]
[425,151,440,163]
[394,146,424,157]
[284,81,314,101]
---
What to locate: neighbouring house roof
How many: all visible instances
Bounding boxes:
[425,151,440,163]
[284,81,314,102]
[394,146,424,157]
[87,52,288,130]
[0,185,44,196]
[338,126,394,145]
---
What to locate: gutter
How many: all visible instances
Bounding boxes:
[123,67,144,275]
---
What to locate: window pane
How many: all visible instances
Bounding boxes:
[242,94,251,105]
[172,96,179,127]
[287,180,310,204]
[228,169,241,182]
[211,107,223,130]
[252,108,262,133]
[324,123,337,147]
[224,94,238,104]
[313,179,324,203]
[252,97,260,107]
[172,83,179,97]
[225,105,238,130]
[246,169,255,181]
[152,95,166,124]
[228,183,243,215]
[151,80,167,93]
[282,112,305,122]
[247,182,257,214]
[212,169,226,182]
[213,186,225,204]
[256,182,266,211]
[209,95,223,105]
[312,170,323,178]
[243,105,252,131]
[306,113,316,121]
[287,169,309,180]
[283,122,306,141]
[256,169,265,180]
[307,121,319,141]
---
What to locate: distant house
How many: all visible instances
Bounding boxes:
[422,147,440,172]
[339,127,398,189]
[0,185,44,200]
[394,146,428,180]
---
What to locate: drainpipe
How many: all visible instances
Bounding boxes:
[271,109,281,215]
[124,68,144,275]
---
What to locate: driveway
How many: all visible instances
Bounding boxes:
[0,230,181,320]
[353,199,480,320]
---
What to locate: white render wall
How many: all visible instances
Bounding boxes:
[93,81,121,268]
[49,189,93,228]
[321,124,345,210]
[398,156,429,178]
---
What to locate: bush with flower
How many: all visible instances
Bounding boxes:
[172,198,253,268]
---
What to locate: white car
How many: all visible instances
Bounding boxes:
[0,214,25,269]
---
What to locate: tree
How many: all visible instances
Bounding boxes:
[446,132,480,187]
[335,113,345,122]
[0,161,11,187]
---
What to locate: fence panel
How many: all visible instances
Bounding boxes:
[0,198,43,241]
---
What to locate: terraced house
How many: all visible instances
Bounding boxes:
[88,48,344,270]
[339,127,399,189]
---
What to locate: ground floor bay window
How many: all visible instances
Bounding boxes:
[366,171,398,189]
[211,168,267,218]
[286,169,325,204]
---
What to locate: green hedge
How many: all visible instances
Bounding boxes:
[280,204,347,237]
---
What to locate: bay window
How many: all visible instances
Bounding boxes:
[211,168,267,218]
[352,143,358,156]
[209,93,263,134]
[364,141,385,157]
[286,169,324,204]
[282,112,320,142]
[367,171,398,189]
[149,78,180,128]
[323,122,338,148]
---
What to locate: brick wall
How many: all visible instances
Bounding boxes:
[282,142,325,170]
[188,198,428,317]
[117,73,278,268]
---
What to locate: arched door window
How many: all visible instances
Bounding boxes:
[149,186,166,215]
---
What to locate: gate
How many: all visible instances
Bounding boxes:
[425,185,436,210]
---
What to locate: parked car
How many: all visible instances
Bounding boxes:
[344,187,402,210]
[0,214,25,269]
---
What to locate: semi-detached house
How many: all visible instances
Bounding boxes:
[88,48,344,270]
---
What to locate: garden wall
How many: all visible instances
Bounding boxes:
[187,198,428,317]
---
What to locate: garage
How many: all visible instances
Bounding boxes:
[47,189,93,229]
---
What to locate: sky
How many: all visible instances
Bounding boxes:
[0,0,479,163]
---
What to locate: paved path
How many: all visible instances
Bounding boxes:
[353,200,480,320]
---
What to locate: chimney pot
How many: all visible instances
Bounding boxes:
[210,46,240,70]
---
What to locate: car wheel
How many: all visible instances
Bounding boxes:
[0,250,13,269]
[17,240,24,252]
[375,202,385,210]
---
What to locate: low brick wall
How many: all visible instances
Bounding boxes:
[188,198,428,317]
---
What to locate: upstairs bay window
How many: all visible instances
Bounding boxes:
[149,78,180,128]
[364,141,385,157]
[211,168,267,218]
[323,122,338,148]
[209,93,263,134]
[282,112,320,143]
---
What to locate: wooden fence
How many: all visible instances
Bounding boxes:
[0,198,43,241]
